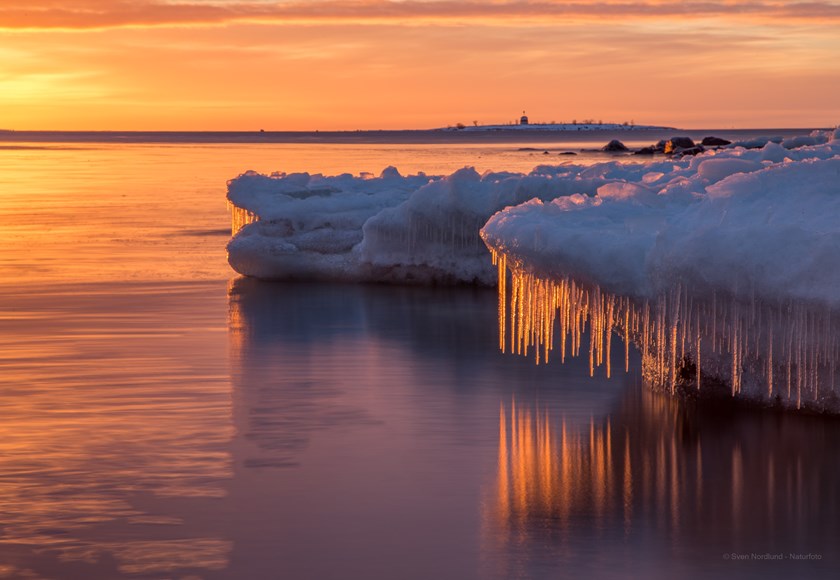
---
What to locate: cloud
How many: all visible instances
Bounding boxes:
[3,1,840,30]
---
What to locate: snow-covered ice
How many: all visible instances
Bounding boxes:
[227,127,840,411]
[480,132,840,304]
[227,165,620,284]
[480,128,840,411]
[227,167,433,281]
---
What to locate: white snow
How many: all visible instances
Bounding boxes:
[227,167,433,281]
[228,165,625,284]
[481,132,840,306]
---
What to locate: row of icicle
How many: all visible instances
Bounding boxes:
[368,213,489,257]
[229,202,258,235]
[230,203,486,254]
[490,249,840,408]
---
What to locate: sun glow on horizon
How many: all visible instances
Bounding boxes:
[1,1,839,130]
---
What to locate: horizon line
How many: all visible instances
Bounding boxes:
[1,124,835,134]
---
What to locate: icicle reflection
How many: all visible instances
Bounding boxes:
[486,394,840,573]
[490,250,840,411]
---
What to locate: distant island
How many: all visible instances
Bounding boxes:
[440,122,675,132]
[439,112,674,132]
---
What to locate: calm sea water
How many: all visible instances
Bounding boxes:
[1,132,838,579]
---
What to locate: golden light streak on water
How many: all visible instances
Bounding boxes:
[497,403,510,522]
[0,283,234,576]
[732,444,743,533]
[486,394,840,577]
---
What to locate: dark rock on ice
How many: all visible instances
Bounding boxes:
[634,139,673,155]
[701,136,732,146]
[602,139,630,152]
[664,136,696,154]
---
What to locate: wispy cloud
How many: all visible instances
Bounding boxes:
[3,1,840,30]
[3,2,838,129]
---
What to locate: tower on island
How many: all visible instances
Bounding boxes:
[520,111,529,125]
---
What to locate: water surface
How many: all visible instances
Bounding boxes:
[0,136,838,579]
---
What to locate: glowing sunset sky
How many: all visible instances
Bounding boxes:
[2,1,839,130]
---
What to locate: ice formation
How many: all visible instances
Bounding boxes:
[227,166,619,284]
[227,167,432,281]
[227,127,840,410]
[482,128,840,411]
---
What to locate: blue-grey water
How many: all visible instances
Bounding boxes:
[0,130,838,579]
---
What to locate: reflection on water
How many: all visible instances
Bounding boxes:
[0,282,233,578]
[487,390,840,579]
[226,277,543,473]
[2,276,839,579]
[228,280,840,579]
[228,279,386,470]
[225,279,626,580]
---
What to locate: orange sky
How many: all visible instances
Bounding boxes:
[2,0,839,130]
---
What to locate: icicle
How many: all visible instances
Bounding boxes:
[589,300,596,377]
[712,292,717,354]
[669,286,681,395]
[491,253,840,410]
[624,301,630,373]
[229,202,258,235]
[695,309,701,391]
[605,295,614,379]
[732,316,739,397]
[497,251,507,353]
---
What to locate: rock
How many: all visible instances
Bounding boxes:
[664,136,696,154]
[701,136,731,147]
[673,145,705,156]
[633,146,657,155]
[559,151,578,155]
[602,139,629,152]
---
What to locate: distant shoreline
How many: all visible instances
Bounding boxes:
[439,122,676,132]
[0,127,823,145]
